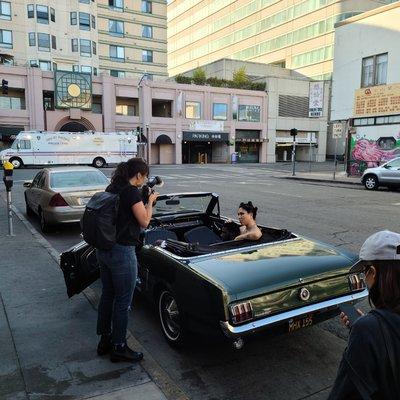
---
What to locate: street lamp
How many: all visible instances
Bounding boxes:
[138,73,150,163]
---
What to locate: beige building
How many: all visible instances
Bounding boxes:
[0,0,167,79]
[167,0,394,80]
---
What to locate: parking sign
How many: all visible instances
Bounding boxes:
[332,122,343,139]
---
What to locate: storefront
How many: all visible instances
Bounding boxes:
[182,131,229,164]
[0,126,24,150]
[235,130,262,163]
[275,130,317,162]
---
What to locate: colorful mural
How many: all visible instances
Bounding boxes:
[349,125,400,175]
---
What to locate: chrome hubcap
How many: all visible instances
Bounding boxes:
[159,292,180,340]
[365,178,376,189]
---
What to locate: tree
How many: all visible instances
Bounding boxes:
[192,68,206,85]
[232,67,250,86]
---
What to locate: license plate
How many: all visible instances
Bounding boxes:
[288,314,313,333]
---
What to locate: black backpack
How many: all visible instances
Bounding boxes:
[81,191,121,250]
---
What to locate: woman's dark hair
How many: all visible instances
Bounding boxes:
[239,201,258,220]
[110,157,149,188]
[368,261,400,314]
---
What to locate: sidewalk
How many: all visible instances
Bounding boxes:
[0,194,184,400]
[276,170,361,185]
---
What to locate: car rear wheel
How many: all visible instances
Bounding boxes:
[92,157,105,168]
[39,209,50,233]
[9,157,23,169]
[158,289,187,347]
[364,175,379,190]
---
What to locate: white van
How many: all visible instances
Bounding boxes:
[0,131,138,168]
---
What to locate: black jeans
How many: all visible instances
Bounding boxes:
[96,244,137,345]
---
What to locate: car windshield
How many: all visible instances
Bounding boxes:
[153,194,214,216]
[50,171,109,189]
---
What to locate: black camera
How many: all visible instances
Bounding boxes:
[141,176,163,205]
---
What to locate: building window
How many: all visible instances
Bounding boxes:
[72,65,79,72]
[93,67,97,76]
[50,7,55,22]
[141,0,152,14]
[37,33,50,51]
[80,39,91,56]
[39,60,51,71]
[238,105,261,122]
[79,0,90,3]
[0,29,12,49]
[109,19,124,36]
[116,104,135,116]
[361,53,388,88]
[185,101,201,119]
[70,12,77,25]
[213,103,228,120]
[51,35,56,50]
[71,38,78,52]
[92,41,96,55]
[110,70,125,78]
[0,96,25,110]
[110,45,124,61]
[79,12,90,31]
[91,15,96,29]
[142,49,153,63]
[81,66,92,74]
[109,0,123,10]
[142,25,153,38]
[27,4,34,18]
[28,32,36,47]
[0,2,11,20]
[36,5,49,24]
[53,62,57,71]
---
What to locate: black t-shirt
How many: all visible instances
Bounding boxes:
[106,184,143,246]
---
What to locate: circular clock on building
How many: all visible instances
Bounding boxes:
[55,71,92,110]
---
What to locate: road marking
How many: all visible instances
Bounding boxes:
[393,202,400,206]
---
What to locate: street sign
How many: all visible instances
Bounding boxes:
[332,122,344,139]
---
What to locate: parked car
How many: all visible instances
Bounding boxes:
[24,166,109,232]
[361,157,400,190]
[60,192,368,349]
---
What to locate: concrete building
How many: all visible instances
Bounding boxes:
[0,0,167,79]
[0,65,270,165]
[177,59,330,163]
[167,0,394,80]
[331,2,400,175]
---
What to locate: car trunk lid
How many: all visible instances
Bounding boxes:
[52,188,105,208]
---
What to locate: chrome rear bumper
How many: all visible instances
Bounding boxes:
[220,289,368,338]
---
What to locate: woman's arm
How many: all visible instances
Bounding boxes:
[131,192,158,228]
[234,228,262,241]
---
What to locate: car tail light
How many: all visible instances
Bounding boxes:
[348,273,367,291]
[230,301,253,324]
[49,193,68,207]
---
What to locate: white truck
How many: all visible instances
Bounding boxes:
[0,131,138,168]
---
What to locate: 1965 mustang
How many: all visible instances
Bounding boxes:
[60,192,368,349]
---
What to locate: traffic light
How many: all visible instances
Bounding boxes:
[1,79,8,95]
[290,128,298,137]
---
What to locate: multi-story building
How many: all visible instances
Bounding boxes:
[331,1,400,175]
[167,0,395,80]
[0,0,167,79]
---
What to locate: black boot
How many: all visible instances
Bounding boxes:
[97,334,112,356]
[110,344,143,363]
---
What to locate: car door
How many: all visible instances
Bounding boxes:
[380,158,400,186]
[27,171,44,213]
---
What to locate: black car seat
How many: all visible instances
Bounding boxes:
[145,229,178,245]
[183,226,223,246]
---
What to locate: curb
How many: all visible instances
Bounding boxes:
[0,192,189,400]
[278,176,362,186]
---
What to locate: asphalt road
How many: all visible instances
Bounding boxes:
[6,163,400,400]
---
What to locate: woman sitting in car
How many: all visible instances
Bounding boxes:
[234,201,262,241]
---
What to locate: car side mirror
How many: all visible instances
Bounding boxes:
[23,181,32,188]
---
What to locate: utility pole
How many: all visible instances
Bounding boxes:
[290,128,298,176]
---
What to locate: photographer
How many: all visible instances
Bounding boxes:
[96,158,158,363]
[328,230,400,400]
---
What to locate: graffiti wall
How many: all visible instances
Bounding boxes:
[349,125,400,175]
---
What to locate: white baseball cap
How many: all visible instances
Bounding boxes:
[350,230,400,273]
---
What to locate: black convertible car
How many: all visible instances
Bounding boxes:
[60,192,368,349]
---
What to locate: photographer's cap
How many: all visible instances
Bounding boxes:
[350,230,400,273]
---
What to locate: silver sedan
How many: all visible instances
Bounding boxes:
[24,166,109,232]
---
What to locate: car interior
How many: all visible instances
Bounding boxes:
[142,213,295,257]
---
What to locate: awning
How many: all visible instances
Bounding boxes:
[183,131,229,142]
[155,134,172,145]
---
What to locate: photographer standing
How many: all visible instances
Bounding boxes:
[328,230,400,400]
[96,158,158,363]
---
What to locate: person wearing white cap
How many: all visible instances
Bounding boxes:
[328,230,400,400]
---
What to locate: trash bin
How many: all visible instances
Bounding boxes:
[231,152,238,164]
